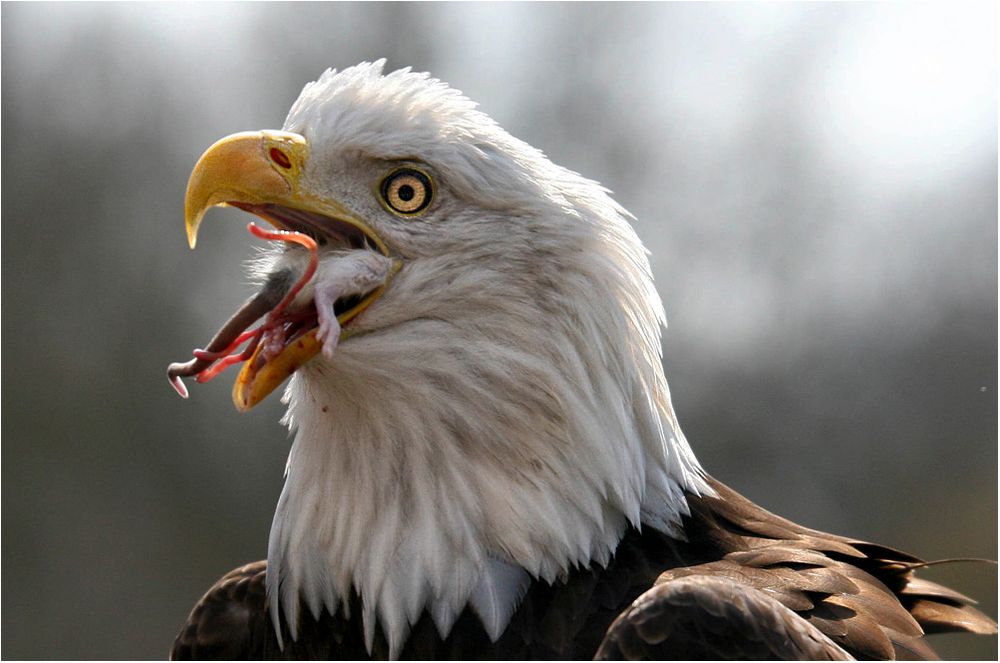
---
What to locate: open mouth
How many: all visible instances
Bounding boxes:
[235,202,381,251]
[167,203,395,411]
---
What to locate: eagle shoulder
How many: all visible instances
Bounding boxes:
[594,574,853,660]
[170,562,271,660]
[170,561,372,660]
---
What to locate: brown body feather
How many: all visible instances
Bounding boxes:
[171,477,995,660]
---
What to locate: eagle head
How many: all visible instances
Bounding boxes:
[169,60,708,656]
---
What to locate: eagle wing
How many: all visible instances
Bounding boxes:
[594,574,853,660]
[595,476,997,662]
[646,478,996,661]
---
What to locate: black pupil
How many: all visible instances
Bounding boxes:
[397,183,415,202]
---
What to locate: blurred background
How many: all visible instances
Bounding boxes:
[2,3,996,659]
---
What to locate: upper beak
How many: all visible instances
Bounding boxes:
[185,130,309,248]
[180,130,392,411]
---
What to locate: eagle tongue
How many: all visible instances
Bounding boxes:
[166,269,293,398]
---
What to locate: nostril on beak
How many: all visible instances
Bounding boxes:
[270,148,292,169]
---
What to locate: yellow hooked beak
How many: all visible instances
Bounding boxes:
[183,130,393,411]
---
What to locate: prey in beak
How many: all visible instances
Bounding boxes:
[167,131,398,411]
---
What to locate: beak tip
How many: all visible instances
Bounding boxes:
[232,387,254,413]
[185,211,203,249]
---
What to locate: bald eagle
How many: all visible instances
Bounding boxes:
[167,61,995,660]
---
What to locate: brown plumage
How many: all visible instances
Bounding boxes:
[171,476,995,660]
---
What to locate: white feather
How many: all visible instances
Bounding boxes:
[468,557,532,641]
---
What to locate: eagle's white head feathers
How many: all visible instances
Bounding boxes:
[260,60,709,656]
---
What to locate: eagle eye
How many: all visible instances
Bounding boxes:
[380,168,432,216]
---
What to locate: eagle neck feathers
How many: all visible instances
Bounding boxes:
[265,195,710,656]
